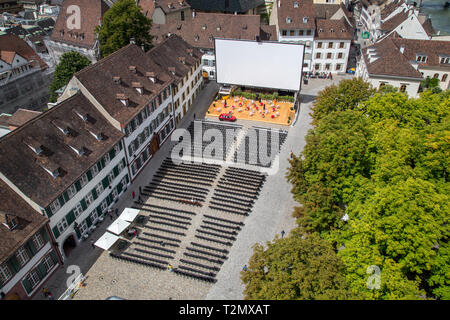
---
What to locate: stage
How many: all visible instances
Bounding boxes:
[206,96,295,125]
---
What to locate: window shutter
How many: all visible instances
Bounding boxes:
[22,278,33,294]
[7,256,20,274]
[109,148,115,159]
[50,250,59,264]
[66,211,75,225]
[63,191,69,202]
[125,174,129,184]
[97,161,103,172]
[106,194,112,206]
[75,227,81,238]
[52,226,60,239]
[41,227,49,242]
[102,176,109,189]
[58,195,65,207]
[113,166,119,177]
[45,207,53,218]
[25,240,37,256]
[96,206,102,216]
[92,189,98,200]
[36,262,47,278]
[75,180,82,192]
[117,183,123,194]
[86,216,92,227]
[86,170,93,181]
[118,141,123,151]
[80,199,87,211]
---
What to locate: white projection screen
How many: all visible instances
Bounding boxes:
[215,39,304,91]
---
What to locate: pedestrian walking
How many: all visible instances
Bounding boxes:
[47,292,54,300]
[91,240,95,249]
[115,208,119,217]
[281,230,285,238]
[109,210,113,220]
[168,263,173,272]
[42,287,49,298]
[193,113,196,120]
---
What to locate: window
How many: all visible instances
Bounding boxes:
[181,10,185,21]
[0,264,12,284]
[57,218,68,234]
[299,30,304,36]
[315,64,320,70]
[327,53,332,59]
[79,173,89,188]
[325,64,331,70]
[289,30,295,36]
[16,247,29,266]
[67,184,77,199]
[440,57,449,64]
[85,193,94,207]
[100,199,108,213]
[32,233,45,250]
[95,182,104,196]
[433,73,439,79]
[317,42,322,48]
[442,74,448,82]
[399,84,407,92]
[112,188,119,199]
[49,199,61,214]
[316,52,321,59]
[306,30,311,35]
[338,52,343,59]
[108,171,115,184]
[118,160,125,172]
[25,270,40,289]
[379,82,386,90]
[79,220,88,235]
[416,55,427,63]
[91,164,99,178]
[42,255,54,272]
[328,42,333,49]
[103,152,111,165]
[73,203,83,218]
[339,42,345,48]
[90,209,98,223]
[336,64,342,71]
[282,30,287,36]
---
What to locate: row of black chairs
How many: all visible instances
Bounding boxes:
[133,247,174,260]
[152,174,213,187]
[139,203,196,215]
[132,206,192,221]
[143,186,207,202]
[142,224,186,237]
[146,183,209,197]
[110,252,166,271]
[158,164,218,180]
[173,268,217,283]
[137,235,180,248]
[186,246,227,260]
[134,241,176,254]
[180,258,221,272]
[191,242,229,254]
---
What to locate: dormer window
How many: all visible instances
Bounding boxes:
[194,35,199,41]
[179,57,186,64]
[116,93,129,106]
[168,3,174,9]
[129,65,137,73]
[416,54,427,63]
[341,28,345,32]
[319,28,323,32]
[0,213,19,230]
[168,67,176,76]
[242,24,247,30]
[80,33,85,40]
[330,28,334,33]
[217,26,221,31]
[439,56,449,64]
[51,119,70,135]
[286,17,292,24]
[303,16,308,24]
[113,76,121,84]
[294,1,299,8]
[179,0,185,5]
[146,71,156,83]
[132,82,144,94]
[202,24,207,30]
[60,29,64,36]
[69,145,86,156]
[73,109,88,122]
[37,158,60,178]
[187,48,193,56]
[23,137,43,155]
[209,36,213,42]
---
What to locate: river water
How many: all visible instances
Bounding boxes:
[418,0,450,35]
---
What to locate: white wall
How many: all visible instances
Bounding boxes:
[173,63,202,120]
[312,39,351,73]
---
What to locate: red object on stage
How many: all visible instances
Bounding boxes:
[271,114,275,118]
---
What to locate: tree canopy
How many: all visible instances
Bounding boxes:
[96,0,153,57]
[243,78,449,300]
[48,51,91,103]
[241,230,354,300]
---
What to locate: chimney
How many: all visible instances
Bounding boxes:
[179,57,186,64]
[168,67,176,75]
[187,48,193,56]
[113,76,121,84]
[129,65,137,73]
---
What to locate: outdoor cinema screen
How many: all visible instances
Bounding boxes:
[214,39,304,92]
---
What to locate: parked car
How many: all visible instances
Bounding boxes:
[219,113,237,122]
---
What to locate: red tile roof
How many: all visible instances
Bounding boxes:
[315,17,353,40]
[50,0,110,49]
[151,12,261,49]
[75,44,173,125]
[0,34,47,70]
[277,0,316,30]
[7,109,42,128]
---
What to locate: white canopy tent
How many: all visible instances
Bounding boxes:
[107,218,131,235]
[94,232,120,250]
[118,208,140,222]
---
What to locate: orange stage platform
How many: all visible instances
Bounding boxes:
[206,96,295,125]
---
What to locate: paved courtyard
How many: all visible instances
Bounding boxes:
[35,76,352,300]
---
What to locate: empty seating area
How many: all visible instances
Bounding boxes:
[209,167,266,216]
[177,120,242,160]
[141,158,221,206]
[234,127,288,167]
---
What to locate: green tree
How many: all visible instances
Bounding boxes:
[48,51,91,102]
[311,77,376,123]
[241,230,354,300]
[96,0,153,57]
